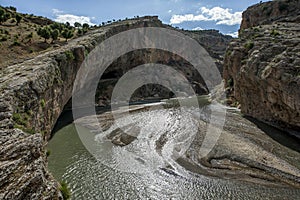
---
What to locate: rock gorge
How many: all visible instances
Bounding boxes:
[0,16,231,199]
[0,0,299,198]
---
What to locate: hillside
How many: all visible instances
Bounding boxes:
[0,6,93,68]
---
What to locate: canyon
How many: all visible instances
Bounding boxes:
[0,0,299,199]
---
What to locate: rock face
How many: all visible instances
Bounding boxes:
[0,16,231,199]
[224,0,300,132]
[97,29,231,106]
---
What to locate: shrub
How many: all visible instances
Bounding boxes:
[244,41,254,51]
[46,149,51,157]
[15,14,22,25]
[40,99,46,108]
[65,50,75,60]
[6,6,17,12]
[270,29,280,37]
[12,113,26,126]
[0,35,8,41]
[0,8,11,24]
[13,39,21,46]
[59,181,71,200]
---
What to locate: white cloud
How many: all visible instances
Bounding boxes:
[52,9,95,26]
[52,9,63,15]
[192,27,203,31]
[226,31,239,38]
[168,10,172,13]
[170,6,242,26]
[170,14,208,24]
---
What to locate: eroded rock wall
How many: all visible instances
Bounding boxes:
[224,0,300,131]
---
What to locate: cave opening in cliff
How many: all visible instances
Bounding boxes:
[95,48,208,106]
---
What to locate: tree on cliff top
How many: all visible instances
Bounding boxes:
[15,14,22,25]
[37,27,51,42]
[0,8,11,24]
[50,29,59,43]
[61,29,74,42]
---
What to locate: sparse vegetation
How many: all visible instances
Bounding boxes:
[270,29,280,37]
[12,112,35,134]
[0,8,11,24]
[65,50,75,60]
[0,5,92,68]
[59,181,71,200]
[40,99,46,108]
[244,41,254,51]
[46,149,51,157]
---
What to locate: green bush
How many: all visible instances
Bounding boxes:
[50,29,59,43]
[37,27,51,42]
[13,39,21,46]
[12,113,26,126]
[0,35,8,41]
[244,41,254,51]
[40,99,46,108]
[59,181,71,200]
[61,29,74,42]
[15,14,22,25]
[46,149,51,157]
[65,51,75,60]
[270,29,280,37]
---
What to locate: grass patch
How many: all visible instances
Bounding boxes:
[14,124,35,134]
[59,181,71,200]
[12,112,35,134]
[12,113,27,126]
[65,50,75,60]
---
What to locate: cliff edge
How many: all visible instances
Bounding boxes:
[224,0,300,133]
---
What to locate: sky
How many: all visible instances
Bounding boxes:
[0,0,269,37]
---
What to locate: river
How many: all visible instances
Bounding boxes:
[47,98,300,200]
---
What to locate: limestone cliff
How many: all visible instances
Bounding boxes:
[0,17,164,199]
[96,29,231,106]
[224,0,300,133]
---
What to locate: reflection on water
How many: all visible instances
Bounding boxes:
[48,120,300,199]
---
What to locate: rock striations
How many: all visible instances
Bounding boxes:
[224,0,300,133]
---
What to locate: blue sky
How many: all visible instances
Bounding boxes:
[0,0,269,37]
